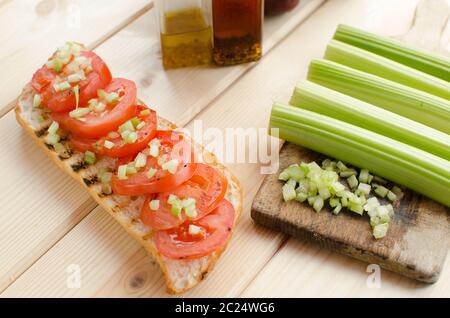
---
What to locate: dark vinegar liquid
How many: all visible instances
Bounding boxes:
[212,0,263,66]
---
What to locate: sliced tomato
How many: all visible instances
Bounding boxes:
[112,131,197,196]
[140,163,228,230]
[52,78,137,138]
[45,51,112,112]
[70,106,157,158]
[31,65,57,92]
[155,199,235,260]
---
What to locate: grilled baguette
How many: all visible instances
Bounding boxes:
[15,82,243,294]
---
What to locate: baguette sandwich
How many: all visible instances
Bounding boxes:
[15,42,243,294]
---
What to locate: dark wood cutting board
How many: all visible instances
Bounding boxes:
[251,142,450,283]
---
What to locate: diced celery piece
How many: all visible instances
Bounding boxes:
[374,185,389,198]
[373,223,389,239]
[48,121,59,134]
[118,165,128,180]
[333,204,342,215]
[387,191,397,202]
[146,168,157,179]
[149,200,160,211]
[282,183,296,202]
[329,198,340,208]
[318,187,330,200]
[357,183,371,196]
[45,133,60,146]
[313,197,324,213]
[359,169,369,183]
[119,120,135,133]
[33,94,42,108]
[104,140,114,149]
[84,151,96,165]
[347,175,358,189]
[295,192,308,202]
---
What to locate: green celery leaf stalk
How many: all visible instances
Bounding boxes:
[269,103,450,207]
[307,59,450,134]
[289,80,450,160]
[333,24,450,81]
[324,40,450,100]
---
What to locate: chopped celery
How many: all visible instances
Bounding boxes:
[188,224,202,235]
[313,197,324,213]
[387,191,397,202]
[357,183,371,196]
[270,103,450,207]
[33,94,42,108]
[324,40,450,100]
[295,192,308,202]
[333,24,450,81]
[48,121,59,134]
[149,200,160,211]
[146,168,157,179]
[373,223,389,239]
[308,59,450,134]
[329,198,340,208]
[282,183,296,201]
[162,159,179,174]
[140,109,151,117]
[45,133,60,146]
[103,140,114,149]
[374,185,389,198]
[84,151,96,165]
[347,175,358,189]
[290,81,450,160]
[339,169,356,178]
[333,204,342,215]
[359,169,369,183]
[134,152,147,168]
[118,165,128,180]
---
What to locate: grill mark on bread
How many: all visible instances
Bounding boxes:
[83,175,98,186]
[71,161,86,172]
[35,128,47,137]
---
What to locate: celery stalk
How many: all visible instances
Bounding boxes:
[290,81,450,160]
[307,59,450,134]
[269,103,450,207]
[324,40,450,100]
[333,24,450,81]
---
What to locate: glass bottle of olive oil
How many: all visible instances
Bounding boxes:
[156,0,212,69]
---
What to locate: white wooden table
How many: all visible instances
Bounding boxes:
[0,0,449,297]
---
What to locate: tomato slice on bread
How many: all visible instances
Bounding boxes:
[155,199,235,260]
[140,163,228,230]
[34,51,112,112]
[112,131,197,196]
[52,78,137,138]
[70,106,157,158]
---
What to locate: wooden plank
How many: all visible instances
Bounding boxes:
[0,0,153,117]
[252,143,450,283]
[0,0,324,294]
[241,239,450,297]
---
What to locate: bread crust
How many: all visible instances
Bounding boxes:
[15,84,243,294]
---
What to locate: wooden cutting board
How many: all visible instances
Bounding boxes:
[252,0,450,284]
[251,143,450,283]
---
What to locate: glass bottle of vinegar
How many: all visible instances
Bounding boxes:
[212,0,263,66]
[156,0,212,69]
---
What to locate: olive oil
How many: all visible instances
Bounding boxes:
[160,8,212,69]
